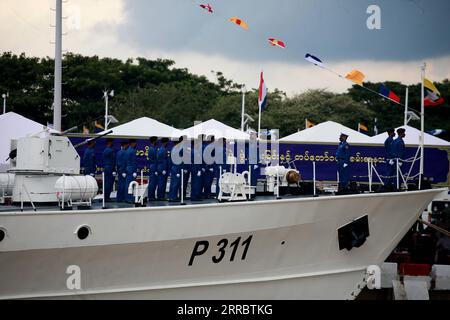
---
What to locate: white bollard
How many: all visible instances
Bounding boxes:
[432,265,450,290]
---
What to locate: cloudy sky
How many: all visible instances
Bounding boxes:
[1,0,449,95]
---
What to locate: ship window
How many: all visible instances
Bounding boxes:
[77,226,90,240]
[0,228,5,242]
[338,215,370,251]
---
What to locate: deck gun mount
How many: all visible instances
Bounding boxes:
[7,134,81,203]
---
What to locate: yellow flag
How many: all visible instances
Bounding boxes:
[345,70,366,86]
[424,78,441,95]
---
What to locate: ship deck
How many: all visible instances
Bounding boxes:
[0,193,331,214]
[2,188,447,215]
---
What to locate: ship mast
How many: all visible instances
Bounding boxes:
[53,0,63,132]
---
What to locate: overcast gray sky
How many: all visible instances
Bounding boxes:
[1,0,449,94]
[118,0,450,62]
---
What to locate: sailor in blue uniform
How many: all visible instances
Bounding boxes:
[147,136,159,201]
[246,130,260,198]
[214,138,227,197]
[392,128,406,189]
[83,140,96,176]
[125,139,138,203]
[102,138,116,202]
[203,136,216,199]
[168,137,183,202]
[156,138,170,201]
[191,135,204,202]
[336,133,351,191]
[393,128,406,160]
[384,128,396,188]
[116,140,129,202]
[182,139,192,200]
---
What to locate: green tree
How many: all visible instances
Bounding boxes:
[347,81,450,134]
[0,52,53,124]
[274,90,376,137]
[1,52,448,141]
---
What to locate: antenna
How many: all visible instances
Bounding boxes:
[2,92,9,114]
[53,0,63,132]
[103,90,115,131]
[241,84,246,131]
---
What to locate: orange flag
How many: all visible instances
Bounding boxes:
[229,17,249,30]
[358,123,369,132]
[305,119,315,129]
[345,70,366,86]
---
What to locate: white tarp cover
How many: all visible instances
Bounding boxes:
[181,119,250,140]
[370,125,450,147]
[279,121,373,144]
[103,117,182,138]
[0,112,52,172]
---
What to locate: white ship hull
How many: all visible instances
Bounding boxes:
[0,188,447,300]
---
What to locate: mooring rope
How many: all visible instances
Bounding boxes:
[418,219,450,238]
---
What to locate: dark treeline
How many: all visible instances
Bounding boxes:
[1,52,449,139]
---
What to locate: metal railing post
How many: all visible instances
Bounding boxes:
[181,169,186,205]
[248,165,252,200]
[313,161,317,197]
[368,160,372,193]
[141,170,144,206]
[396,159,400,190]
[20,183,23,212]
[276,173,281,200]
[62,174,66,210]
[102,172,106,209]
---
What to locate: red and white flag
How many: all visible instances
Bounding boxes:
[268,38,286,49]
[258,71,268,112]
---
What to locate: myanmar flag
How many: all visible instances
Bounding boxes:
[424,78,445,107]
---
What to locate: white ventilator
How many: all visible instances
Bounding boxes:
[128,179,148,205]
[0,173,15,204]
[265,165,301,193]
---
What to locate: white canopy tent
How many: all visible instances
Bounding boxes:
[370,125,450,147]
[279,121,373,144]
[181,119,250,140]
[101,117,182,139]
[0,112,56,172]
